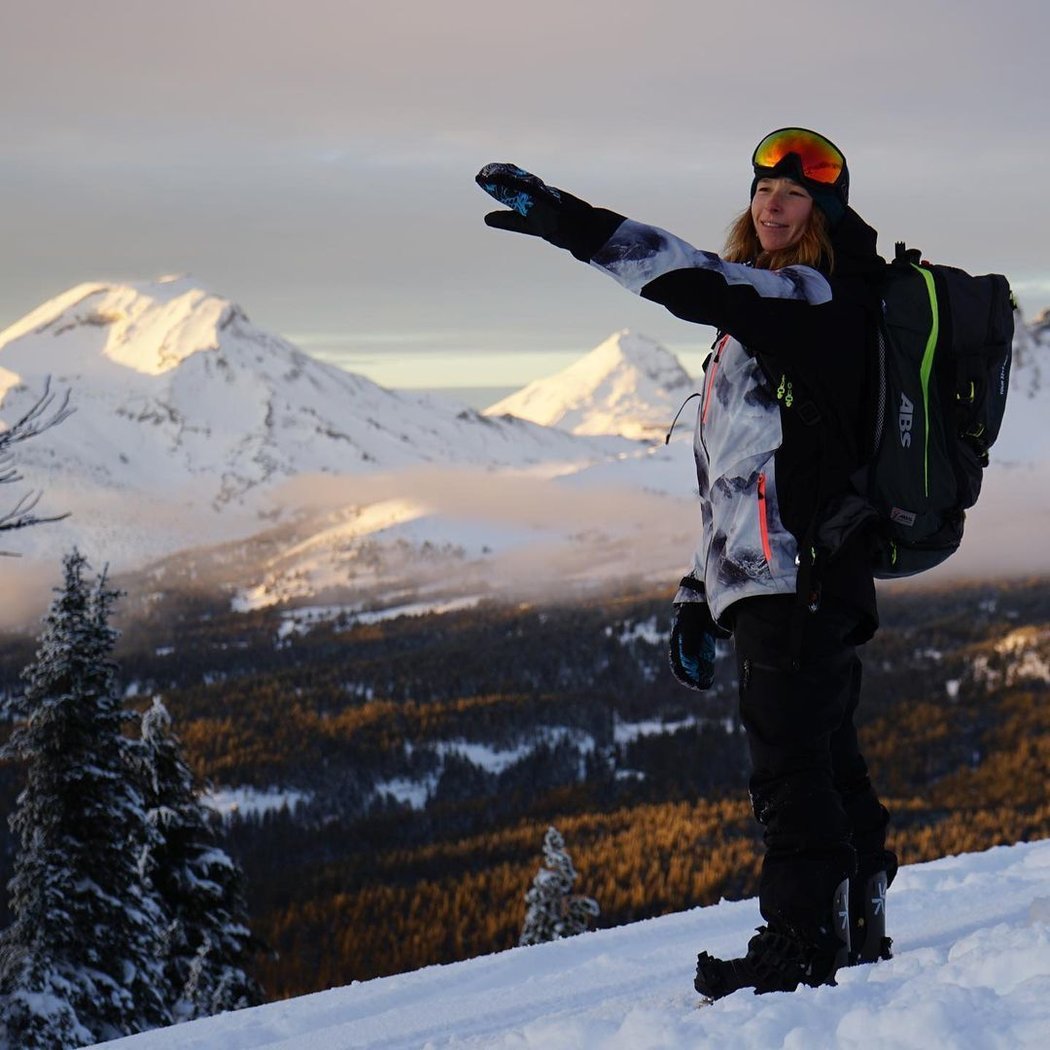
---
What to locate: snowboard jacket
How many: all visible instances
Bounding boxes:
[584,208,883,638]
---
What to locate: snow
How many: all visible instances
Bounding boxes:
[202,787,310,820]
[273,605,358,638]
[92,838,1050,1049]
[484,330,695,441]
[0,276,1044,629]
[613,717,696,745]
[611,615,663,647]
[996,312,1050,465]
[218,307,1050,603]
[431,739,534,774]
[271,597,484,639]
[972,626,1050,690]
[0,278,629,571]
[6,279,1042,618]
[378,731,597,810]
[370,776,431,810]
[352,597,483,625]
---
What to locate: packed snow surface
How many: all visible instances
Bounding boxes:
[95,837,1050,1049]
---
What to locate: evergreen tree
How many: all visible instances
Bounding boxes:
[519,825,599,946]
[138,696,262,1021]
[0,551,170,1048]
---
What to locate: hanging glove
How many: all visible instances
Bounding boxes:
[475,163,623,262]
[668,579,730,691]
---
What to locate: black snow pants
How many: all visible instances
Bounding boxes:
[730,594,896,940]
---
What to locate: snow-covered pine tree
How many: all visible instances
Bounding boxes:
[0,550,170,1049]
[138,696,262,1021]
[519,825,599,946]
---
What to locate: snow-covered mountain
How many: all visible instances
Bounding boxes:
[484,330,695,441]
[94,837,1050,1049]
[0,279,628,568]
[3,280,1048,612]
[478,310,1049,457]
[998,306,1050,464]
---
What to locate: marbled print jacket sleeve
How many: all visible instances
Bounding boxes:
[585,219,838,624]
[589,219,833,340]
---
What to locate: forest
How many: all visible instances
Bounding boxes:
[0,569,1047,1002]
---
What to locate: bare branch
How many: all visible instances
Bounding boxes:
[0,489,71,535]
[0,377,75,458]
[0,377,74,545]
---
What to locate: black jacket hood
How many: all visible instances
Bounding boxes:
[831,206,884,279]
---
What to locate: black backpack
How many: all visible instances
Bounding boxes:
[853,243,1015,578]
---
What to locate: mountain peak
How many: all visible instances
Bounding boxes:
[0,278,630,569]
[0,277,249,379]
[484,329,694,441]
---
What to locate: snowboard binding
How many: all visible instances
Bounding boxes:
[850,869,893,964]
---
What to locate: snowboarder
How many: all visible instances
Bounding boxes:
[476,127,898,998]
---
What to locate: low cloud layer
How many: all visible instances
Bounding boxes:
[2,456,1045,632]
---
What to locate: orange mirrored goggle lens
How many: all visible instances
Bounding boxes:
[752,128,845,186]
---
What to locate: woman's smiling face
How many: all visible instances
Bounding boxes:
[751,176,814,253]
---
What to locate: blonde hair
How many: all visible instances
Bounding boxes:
[722,201,835,273]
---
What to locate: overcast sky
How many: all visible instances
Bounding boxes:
[1,0,1046,390]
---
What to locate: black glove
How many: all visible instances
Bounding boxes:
[475,163,623,262]
[669,591,729,692]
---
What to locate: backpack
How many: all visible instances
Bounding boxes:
[852,243,1015,578]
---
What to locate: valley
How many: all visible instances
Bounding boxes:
[1,573,1045,1000]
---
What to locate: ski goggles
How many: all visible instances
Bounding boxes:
[751,127,847,194]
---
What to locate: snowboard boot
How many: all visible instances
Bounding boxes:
[695,879,851,1001]
[850,869,893,964]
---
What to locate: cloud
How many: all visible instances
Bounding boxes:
[250,465,696,602]
[1,0,1047,392]
[270,465,691,534]
[0,559,60,632]
[267,455,1050,604]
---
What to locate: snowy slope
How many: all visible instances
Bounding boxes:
[0,279,627,567]
[996,306,1050,464]
[484,330,695,440]
[95,838,1050,1049]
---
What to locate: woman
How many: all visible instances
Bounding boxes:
[476,127,898,999]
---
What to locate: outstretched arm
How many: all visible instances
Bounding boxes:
[592,220,832,350]
[477,164,834,352]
